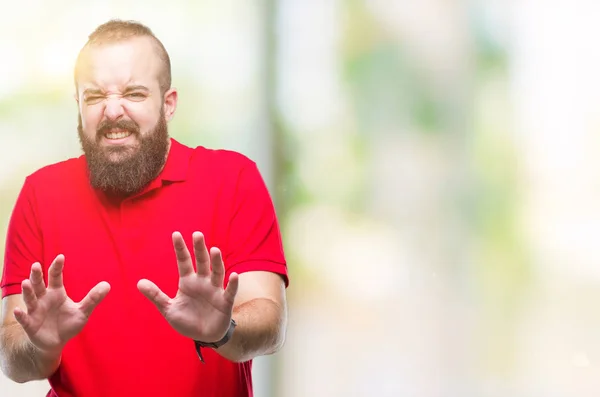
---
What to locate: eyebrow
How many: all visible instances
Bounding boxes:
[82,88,103,96]
[123,85,150,93]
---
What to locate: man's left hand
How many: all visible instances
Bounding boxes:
[137,231,239,342]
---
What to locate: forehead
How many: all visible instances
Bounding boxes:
[77,36,162,92]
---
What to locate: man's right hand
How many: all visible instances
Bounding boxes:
[13,255,110,356]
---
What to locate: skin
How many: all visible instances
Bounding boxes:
[0,36,287,383]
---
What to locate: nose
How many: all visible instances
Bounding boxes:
[103,96,125,121]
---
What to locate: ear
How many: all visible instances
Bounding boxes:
[163,88,178,122]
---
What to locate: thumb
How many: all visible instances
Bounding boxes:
[223,272,239,305]
[13,307,32,331]
[137,279,170,316]
[79,281,111,318]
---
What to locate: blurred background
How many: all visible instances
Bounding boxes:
[2,0,600,396]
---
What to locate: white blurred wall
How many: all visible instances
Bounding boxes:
[3,1,600,397]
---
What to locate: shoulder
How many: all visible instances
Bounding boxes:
[181,141,260,182]
[24,156,87,193]
[176,142,270,197]
[190,145,257,170]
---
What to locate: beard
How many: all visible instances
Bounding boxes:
[77,108,170,197]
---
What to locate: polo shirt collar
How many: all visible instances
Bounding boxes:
[158,138,192,183]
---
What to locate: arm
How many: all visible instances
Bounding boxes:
[137,159,289,362]
[214,160,288,362]
[215,271,287,362]
[0,257,109,383]
[0,294,61,383]
[0,178,59,383]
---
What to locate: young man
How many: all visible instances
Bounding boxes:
[0,19,288,397]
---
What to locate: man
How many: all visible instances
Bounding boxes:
[0,19,288,397]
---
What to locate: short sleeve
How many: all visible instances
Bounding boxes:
[1,178,43,298]
[224,162,289,287]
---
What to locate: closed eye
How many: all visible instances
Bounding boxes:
[125,92,147,101]
[84,95,104,105]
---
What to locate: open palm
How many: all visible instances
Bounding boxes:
[137,232,239,342]
[14,255,110,353]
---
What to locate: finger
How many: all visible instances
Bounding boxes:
[137,279,171,316]
[193,232,210,277]
[172,232,194,277]
[29,262,46,298]
[79,281,111,318]
[21,279,38,313]
[209,247,225,288]
[13,307,31,330]
[47,255,65,289]
[223,272,239,304]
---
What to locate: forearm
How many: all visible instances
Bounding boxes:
[215,298,286,363]
[0,323,61,383]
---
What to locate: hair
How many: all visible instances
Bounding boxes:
[74,19,172,94]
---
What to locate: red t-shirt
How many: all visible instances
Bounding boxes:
[1,138,288,397]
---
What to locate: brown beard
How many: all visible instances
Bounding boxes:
[77,108,169,197]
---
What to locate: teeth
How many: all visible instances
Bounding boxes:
[105,130,132,139]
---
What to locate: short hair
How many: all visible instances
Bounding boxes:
[74,19,171,94]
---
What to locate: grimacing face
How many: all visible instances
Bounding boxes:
[74,36,178,196]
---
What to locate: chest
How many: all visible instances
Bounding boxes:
[39,183,228,303]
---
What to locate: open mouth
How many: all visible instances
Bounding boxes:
[104,129,133,140]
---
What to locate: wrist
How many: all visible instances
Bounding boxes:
[194,319,237,363]
[23,339,62,380]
